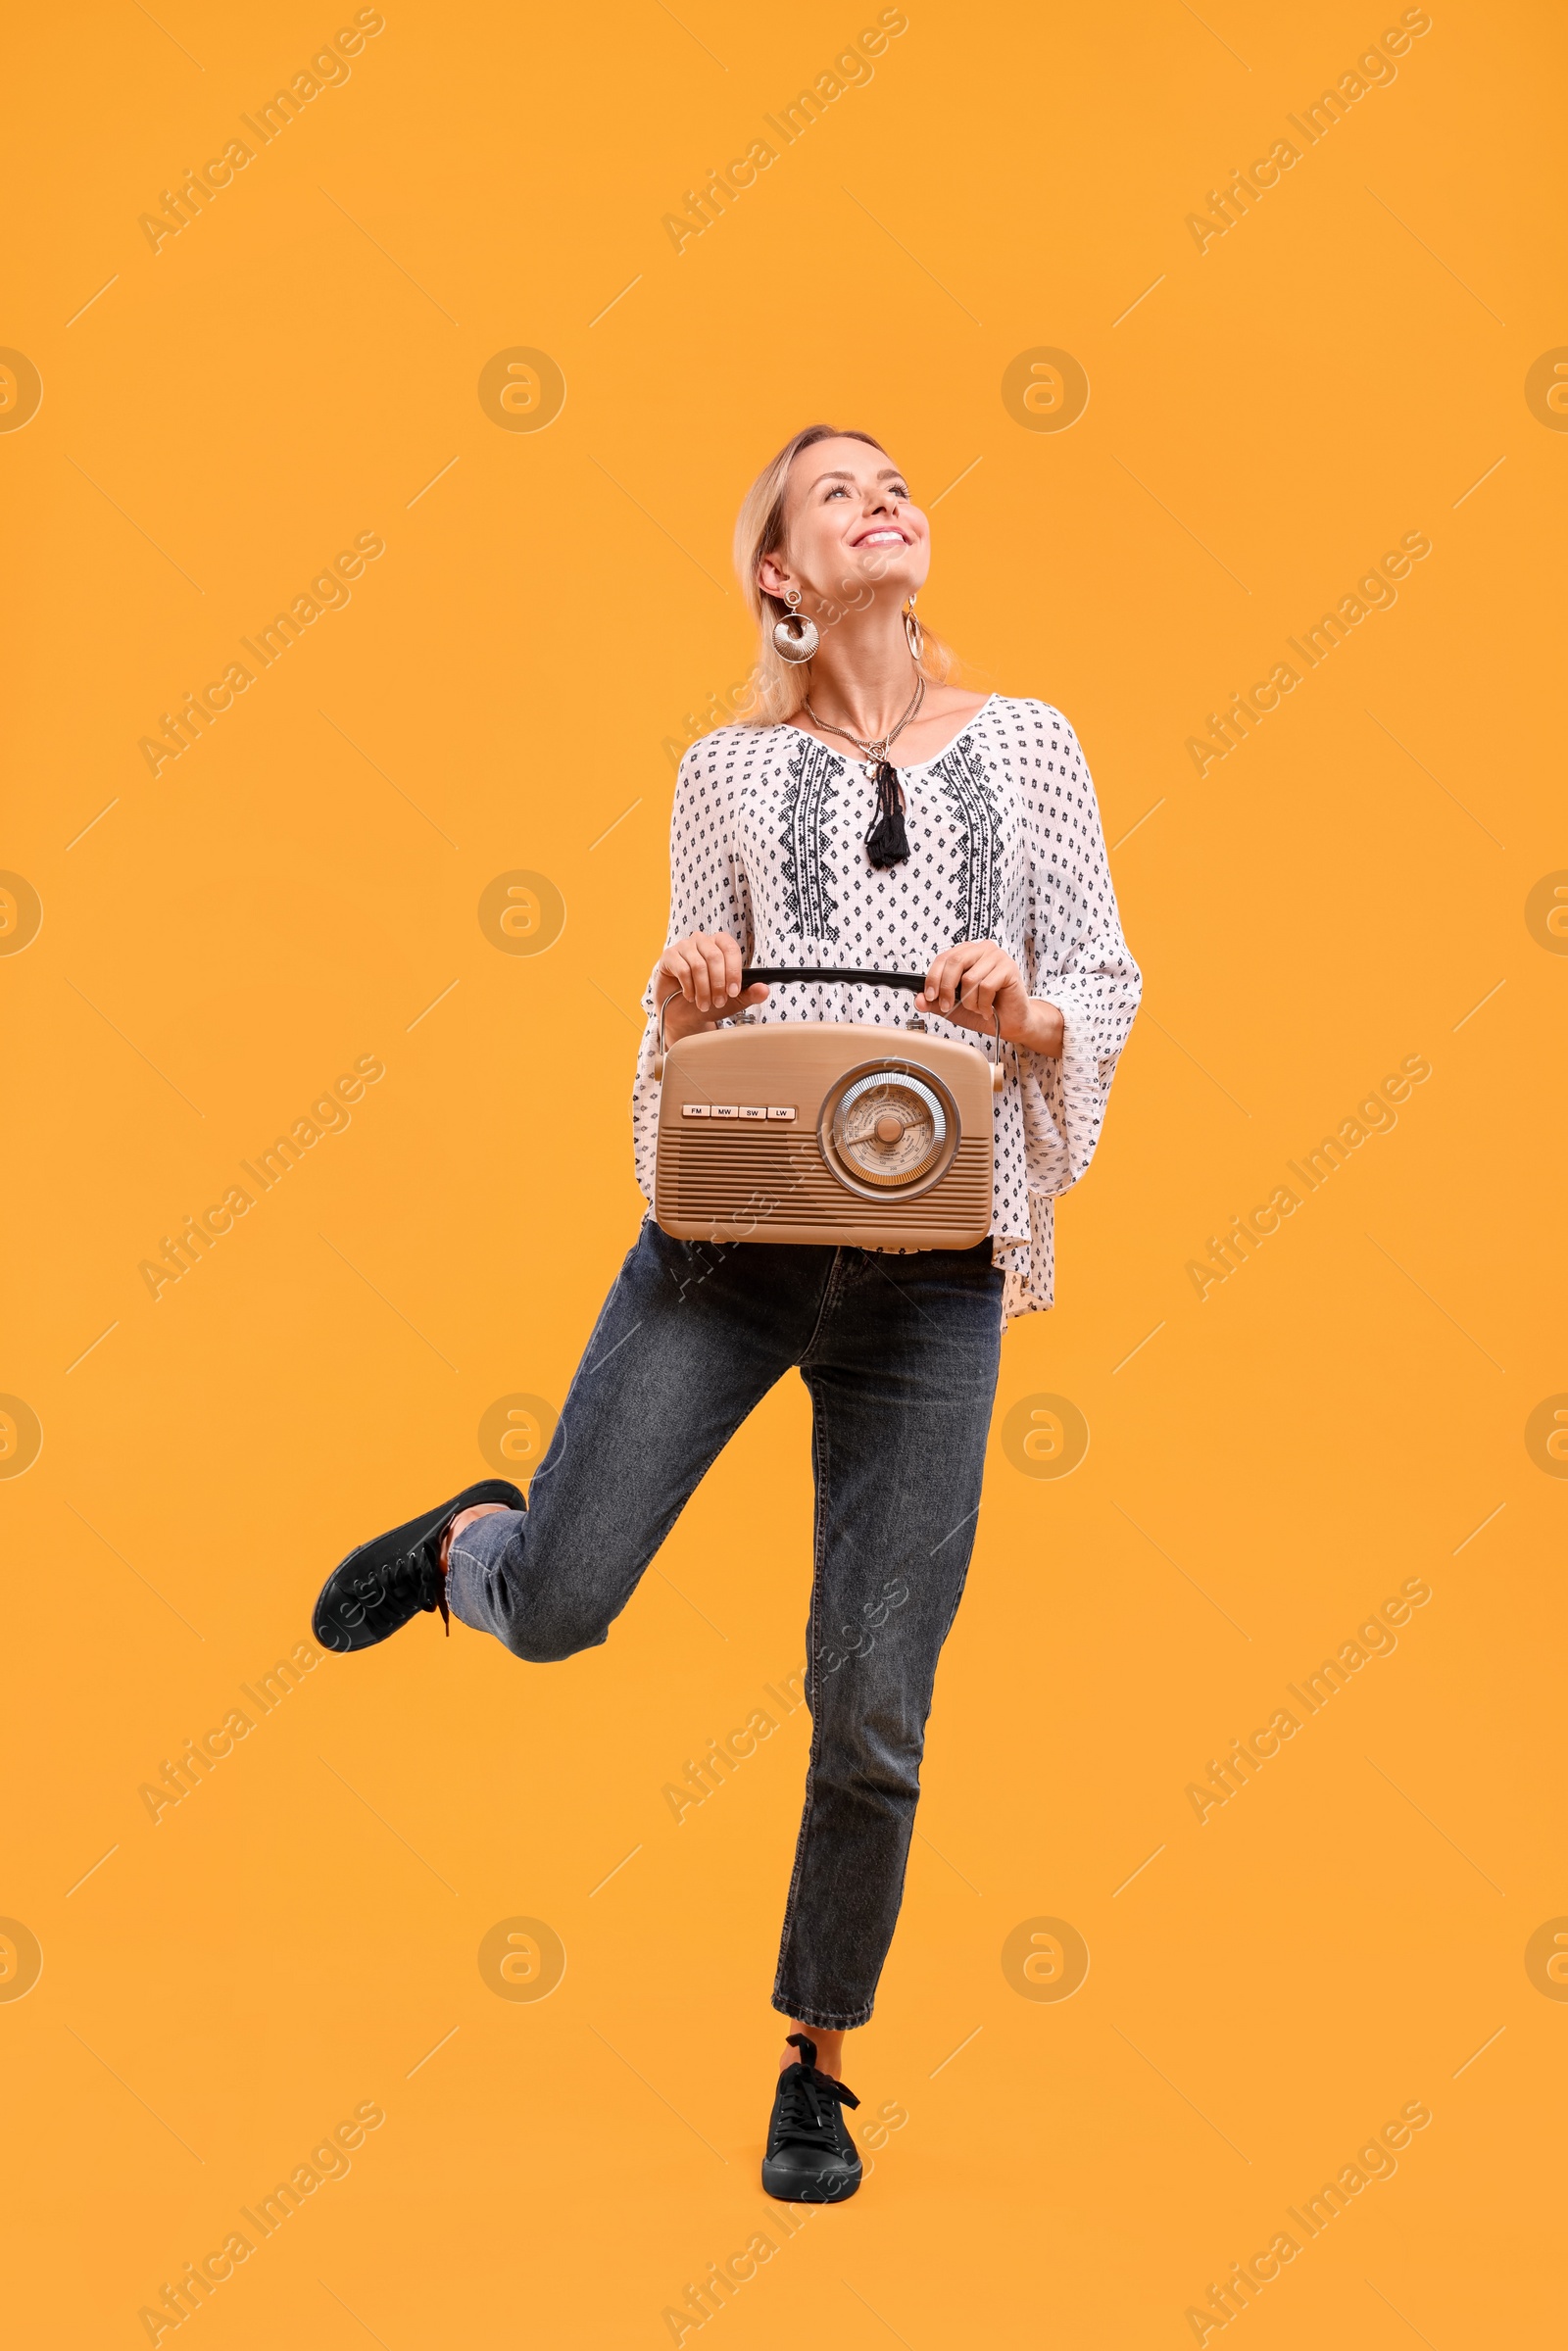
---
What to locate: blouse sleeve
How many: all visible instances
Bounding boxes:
[1016,706,1142,1198]
[629,733,754,1206]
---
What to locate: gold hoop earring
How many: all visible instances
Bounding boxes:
[772,585,819,665]
[903,593,923,664]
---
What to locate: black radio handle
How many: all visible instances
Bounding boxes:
[739,965,960,999]
[653,964,1003,1079]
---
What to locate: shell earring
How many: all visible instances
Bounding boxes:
[903,593,923,664]
[772,586,819,665]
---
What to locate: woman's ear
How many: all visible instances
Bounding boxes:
[757,550,791,600]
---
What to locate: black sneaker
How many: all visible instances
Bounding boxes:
[312,1479,523,1654]
[760,2034,863,2202]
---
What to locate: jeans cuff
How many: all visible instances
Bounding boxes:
[444,1507,523,1630]
[771,1990,874,2032]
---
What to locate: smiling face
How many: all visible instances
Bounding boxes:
[758,434,931,615]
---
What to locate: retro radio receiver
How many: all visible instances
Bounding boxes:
[652,966,1003,1251]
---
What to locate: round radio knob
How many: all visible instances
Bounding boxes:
[829,1069,951,1190]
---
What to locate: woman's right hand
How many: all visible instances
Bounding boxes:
[654,931,770,1046]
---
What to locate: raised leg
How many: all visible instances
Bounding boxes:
[444,1221,832,1660]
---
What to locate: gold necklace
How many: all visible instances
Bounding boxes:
[803,669,926,763]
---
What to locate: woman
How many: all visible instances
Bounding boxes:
[311,423,1142,2202]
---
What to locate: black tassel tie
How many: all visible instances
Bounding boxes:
[864,759,910,869]
[801,674,925,869]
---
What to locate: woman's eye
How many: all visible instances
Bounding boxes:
[824,484,849,499]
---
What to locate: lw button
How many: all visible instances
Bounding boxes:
[766,1106,796,1121]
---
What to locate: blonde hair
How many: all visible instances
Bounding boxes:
[731,422,958,725]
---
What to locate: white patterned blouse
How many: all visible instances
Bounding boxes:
[629,694,1142,1321]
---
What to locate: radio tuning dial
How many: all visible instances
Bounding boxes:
[832,1072,948,1189]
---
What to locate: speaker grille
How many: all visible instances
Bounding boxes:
[661,1129,993,1240]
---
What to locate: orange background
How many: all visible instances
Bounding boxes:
[4,1,1566,2342]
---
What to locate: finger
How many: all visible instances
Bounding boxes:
[703,940,730,1007]
[920,953,953,1011]
[696,936,729,1010]
[980,952,1021,1019]
[958,944,1007,1014]
[680,943,714,1011]
[661,947,694,1004]
[967,955,1003,1016]
[928,947,976,1014]
[719,935,745,1000]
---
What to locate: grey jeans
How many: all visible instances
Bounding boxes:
[446,1216,1004,2030]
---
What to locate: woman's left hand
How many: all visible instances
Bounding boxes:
[916,941,1065,1056]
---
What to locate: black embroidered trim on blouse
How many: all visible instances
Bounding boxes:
[779,736,843,942]
[932,733,1002,942]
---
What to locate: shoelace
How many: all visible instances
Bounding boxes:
[772,2035,860,2151]
[380,1528,452,1636]
[428,1523,453,1637]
